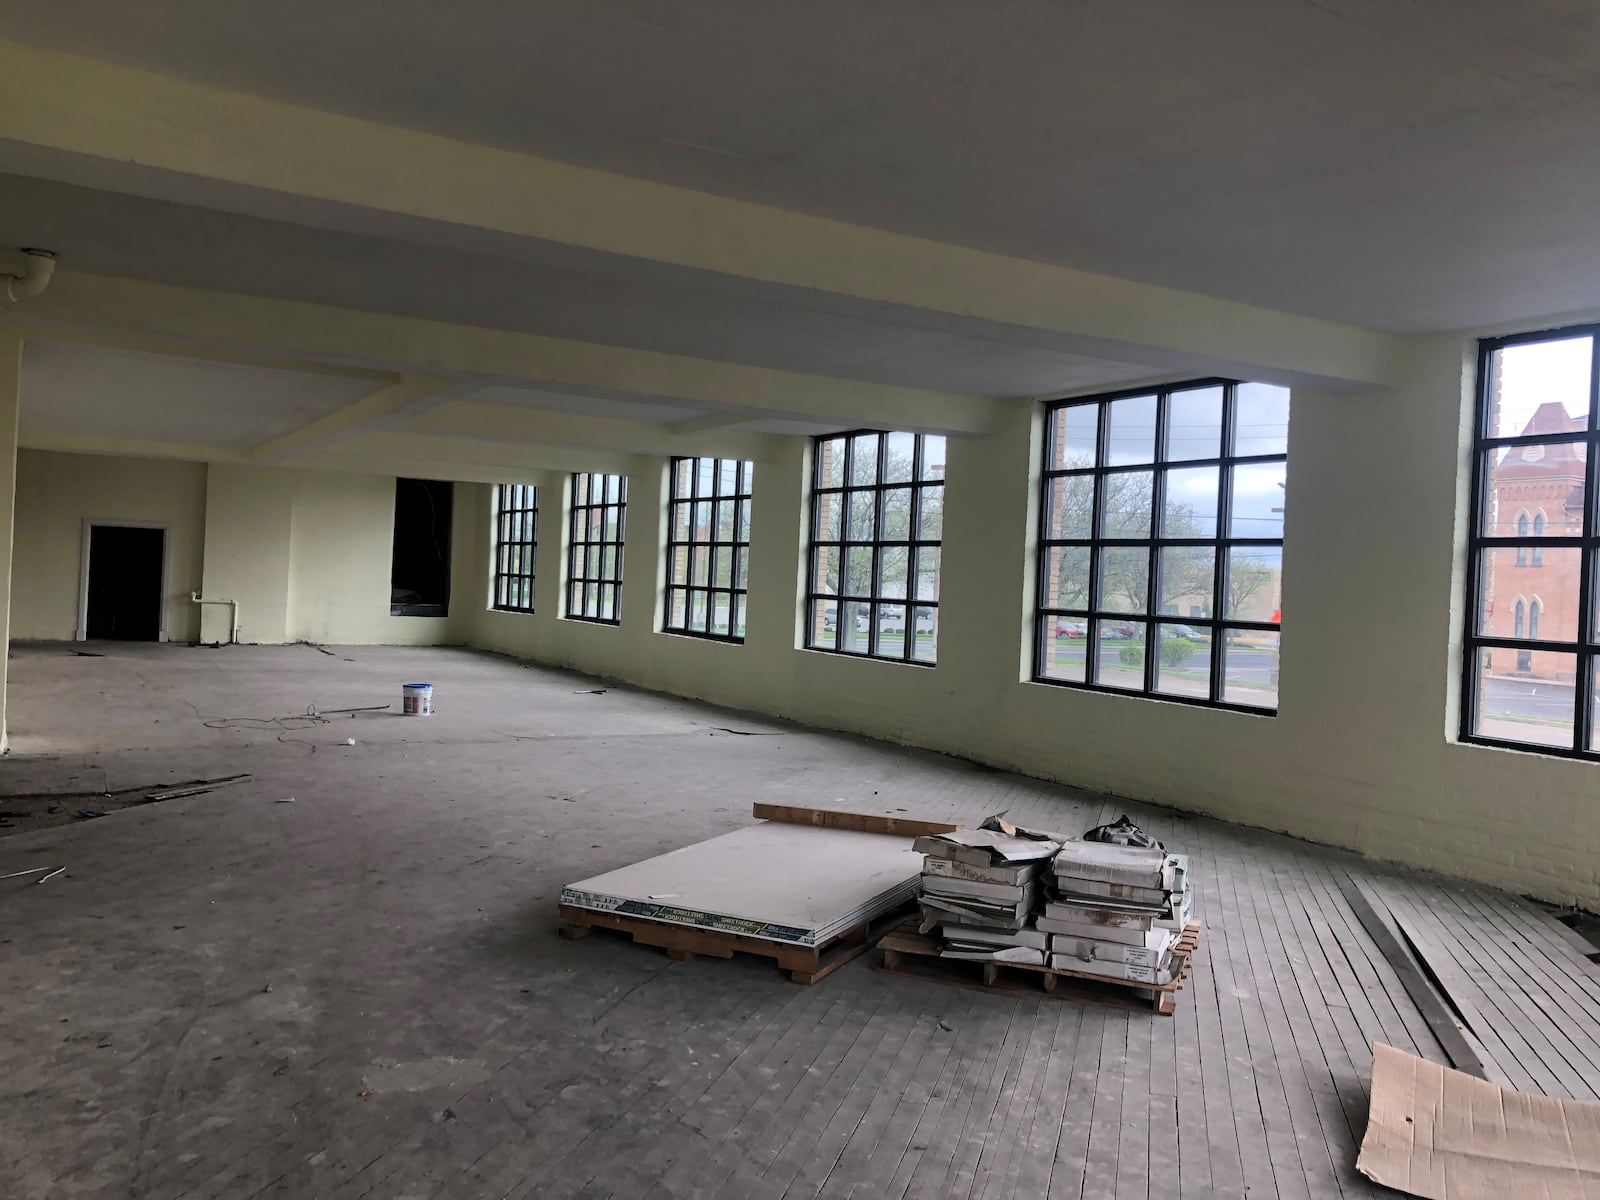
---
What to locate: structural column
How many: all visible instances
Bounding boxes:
[0,335,21,751]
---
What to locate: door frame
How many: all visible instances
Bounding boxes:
[76,519,171,643]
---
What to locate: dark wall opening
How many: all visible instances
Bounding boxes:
[85,525,164,641]
[390,478,453,617]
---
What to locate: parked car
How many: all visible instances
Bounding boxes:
[1097,621,1138,639]
[1163,623,1205,640]
[1054,619,1087,638]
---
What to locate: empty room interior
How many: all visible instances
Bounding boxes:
[7,3,1600,1197]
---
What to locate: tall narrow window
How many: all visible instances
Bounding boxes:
[665,457,753,642]
[1035,380,1289,711]
[1465,325,1596,755]
[492,484,537,613]
[806,431,945,664]
[391,478,453,616]
[566,472,626,624]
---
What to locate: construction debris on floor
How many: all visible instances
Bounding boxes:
[877,814,1203,1013]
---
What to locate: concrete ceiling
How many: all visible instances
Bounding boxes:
[19,342,378,449]
[0,173,1152,398]
[3,0,1599,331]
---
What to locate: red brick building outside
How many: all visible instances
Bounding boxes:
[1482,401,1586,682]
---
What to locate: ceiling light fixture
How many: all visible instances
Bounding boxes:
[4,248,56,302]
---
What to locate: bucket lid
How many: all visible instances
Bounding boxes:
[402,682,433,689]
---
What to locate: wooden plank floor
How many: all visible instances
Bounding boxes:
[2,643,1597,1198]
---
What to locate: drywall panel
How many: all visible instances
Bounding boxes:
[12,448,207,642]
[462,337,1600,906]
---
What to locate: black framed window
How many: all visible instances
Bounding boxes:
[1035,380,1289,711]
[805,431,945,664]
[492,484,537,613]
[1464,324,1599,757]
[665,457,753,642]
[566,472,626,624]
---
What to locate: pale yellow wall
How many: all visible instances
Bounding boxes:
[286,469,474,646]
[12,448,207,642]
[463,338,1600,907]
[13,452,477,648]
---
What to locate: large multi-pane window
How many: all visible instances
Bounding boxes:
[805,431,945,664]
[492,484,537,613]
[1035,380,1289,711]
[664,457,753,642]
[1466,325,1600,756]
[566,472,626,624]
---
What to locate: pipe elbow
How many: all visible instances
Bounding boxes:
[5,249,56,303]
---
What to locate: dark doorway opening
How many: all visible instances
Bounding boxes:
[85,525,164,641]
[391,478,453,616]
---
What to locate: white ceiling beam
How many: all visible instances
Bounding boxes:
[398,401,781,463]
[19,430,244,462]
[663,412,758,436]
[251,375,458,463]
[0,38,1403,389]
[4,271,998,435]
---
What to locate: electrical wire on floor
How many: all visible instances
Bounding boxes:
[201,703,390,753]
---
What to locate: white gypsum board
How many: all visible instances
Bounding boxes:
[563,822,922,938]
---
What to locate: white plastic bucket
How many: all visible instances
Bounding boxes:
[402,683,434,716]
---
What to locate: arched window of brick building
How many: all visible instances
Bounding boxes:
[1516,512,1529,565]
[1533,512,1545,565]
[1530,598,1542,640]
[1515,597,1525,638]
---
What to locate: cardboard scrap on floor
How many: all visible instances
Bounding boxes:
[1358,1042,1600,1199]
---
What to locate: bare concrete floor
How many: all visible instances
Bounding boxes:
[3,642,1598,1199]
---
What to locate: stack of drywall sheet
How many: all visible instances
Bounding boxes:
[913,829,1059,964]
[1040,842,1192,984]
[560,822,923,947]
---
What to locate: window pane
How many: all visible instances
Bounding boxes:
[817,437,847,488]
[1230,462,1286,538]
[849,434,881,485]
[1094,621,1147,690]
[734,596,747,640]
[816,491,843,542]
[915,547,941,602]
[1474,647,1575,747]
[1046,475,1095,540]
[884,432,916,483]
[1098,547,1149,614]
[847,491,877,540]
[711,592,731,636]
[880,545,910,597]
[1163,467,1219,537]
[1233,383,1291,457]
[1153,623,1210,700]
[840,600,870,653]
[876,604,907,659]
[813,545,839,594]
[671,502,691,544]
[735,547,749,589]
[668,588,686,629]
[716,500,735,540]
[1102,471,1153,538]
[1221,629,1278,709]
[1224,547,1282,620]
[1039,620,1088,682]
[1166,386,1223,462]
[1160,546,1215,616]
[917,490,943,541]
[691,545,710,587]
[1106,395,1157,465]
[713,546,732,588]
[1476,546,1580,641]
[920,436,947,481]
[1482,443,1587,536]
[912,611,938,663]
[736,499,751,542]
[1050,405,1099,468]
[882,488,913,540]
[1042,545,1091,611]
[843,545,874,596]
[1487,337,1592,440]
[717,459,738,496]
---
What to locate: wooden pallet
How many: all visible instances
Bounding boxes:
[558,899,916,984]
[877,918,1202,1015]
